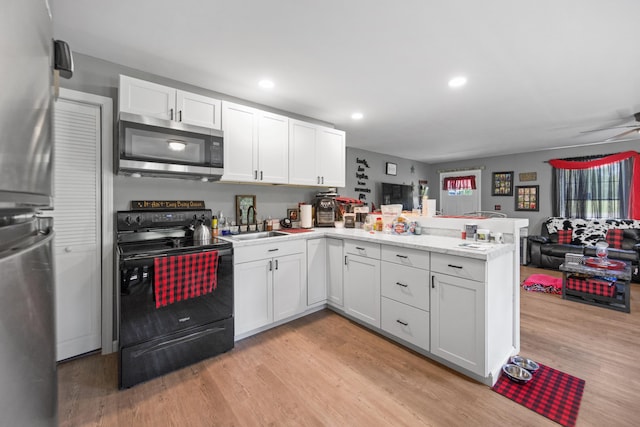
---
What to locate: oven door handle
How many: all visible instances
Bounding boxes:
[120,247,232,262]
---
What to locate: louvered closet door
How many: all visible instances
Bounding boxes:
[53,99,101,361]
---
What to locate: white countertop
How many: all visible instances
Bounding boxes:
[222,228,514,260]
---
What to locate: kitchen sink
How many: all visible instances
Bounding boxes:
[229,231,289,241]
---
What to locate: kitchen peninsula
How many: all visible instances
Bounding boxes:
[225,216,528,386]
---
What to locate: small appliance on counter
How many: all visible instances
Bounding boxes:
[315,191,337,227]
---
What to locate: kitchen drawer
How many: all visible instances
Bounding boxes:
[381,245,429,270]
[381,261,429,311]
[381,297,430,351]
[234,239,305,264]
[431,252,485,282]
[344,239,380,259]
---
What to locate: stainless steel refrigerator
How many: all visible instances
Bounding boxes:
[0,1,57,425]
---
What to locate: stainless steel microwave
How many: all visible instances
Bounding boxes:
[117,112,224,181]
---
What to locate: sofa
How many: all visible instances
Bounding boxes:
[528,217,640,282]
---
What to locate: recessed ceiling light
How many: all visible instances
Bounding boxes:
[351,112,364,120]
[448,76,467,88]
[259,79,274,89]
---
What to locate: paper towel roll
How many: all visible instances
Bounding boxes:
[300,204,313,228]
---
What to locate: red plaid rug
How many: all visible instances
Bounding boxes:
[492,363,585,427]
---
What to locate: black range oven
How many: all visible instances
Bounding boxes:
[116,209,233,389]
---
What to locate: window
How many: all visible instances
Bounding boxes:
[443,175,476,196]
[551,153,634,219]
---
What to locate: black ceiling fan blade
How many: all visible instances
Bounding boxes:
[580,125,639,134]
[604,127,640,141]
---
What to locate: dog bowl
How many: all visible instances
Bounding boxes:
[510,356,540,374]
[502,363,533,384]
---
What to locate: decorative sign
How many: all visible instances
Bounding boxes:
[519,172,537,182]
[354,157,371,202]
[131,200,205,210]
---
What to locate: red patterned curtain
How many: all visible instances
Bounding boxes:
[443,175,477,191]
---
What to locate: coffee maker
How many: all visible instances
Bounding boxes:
[315,192,337,227]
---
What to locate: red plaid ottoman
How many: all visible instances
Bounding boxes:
[566,277,615,297]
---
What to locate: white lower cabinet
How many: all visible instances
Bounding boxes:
[380,246,430,351]
[344,243,381,328]
[326,238,344,307]
[307,238,327,306]
[430,271,485,375]
[234,259,273,335]
[234,241,306,337]
[273,253,306,321]
[381,297,430,350]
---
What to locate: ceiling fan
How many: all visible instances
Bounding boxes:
[581,112,640,141]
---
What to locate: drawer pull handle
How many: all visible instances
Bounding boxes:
[396,319,408,326]
[268,248,279,252]
[396,254,408,259]
[355,246,366,251]
[396,282,408,288]
[447,264,463,269]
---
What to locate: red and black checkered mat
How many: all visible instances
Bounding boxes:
[153,251,219,308]
[492,363,585,427]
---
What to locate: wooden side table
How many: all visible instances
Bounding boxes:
[559,260,631,313]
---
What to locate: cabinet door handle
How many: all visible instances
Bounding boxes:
[317,176,320,184]
[447,264,463,269]
[179,110,182,122]
[268,248,279,252]
[170,108,174,120]
[344,255,348,265]
[321,176,324,184]
[254,170,258,180]
[396,319,408,326]
[275,259,279,270]
[431,275,435,289]
[269,260,273,271]
[396,254,408,259]
[396,282,408,288]
[260,171,263,181]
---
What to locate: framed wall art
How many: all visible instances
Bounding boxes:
[515,185,539,211]
[492,171,513,196]
[235,195,256,224]
[386,162,397,176]
[287,208,299,221]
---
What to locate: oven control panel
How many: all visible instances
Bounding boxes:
[116,209,212,231]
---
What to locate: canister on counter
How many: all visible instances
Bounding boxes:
[465,223,477,240]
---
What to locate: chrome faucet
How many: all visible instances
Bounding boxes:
[247,206,257,225]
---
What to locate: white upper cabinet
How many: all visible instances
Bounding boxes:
[289,119,345,187]
[176,90,222,129]
[317,127,346,187]
[221,101,288,184]
[119,75,221,129]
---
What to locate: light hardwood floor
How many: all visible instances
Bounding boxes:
[58,266,640,426]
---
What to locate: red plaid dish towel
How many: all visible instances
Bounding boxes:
[153,251,219,308]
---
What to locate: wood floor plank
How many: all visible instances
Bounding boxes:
[58,266,640,426]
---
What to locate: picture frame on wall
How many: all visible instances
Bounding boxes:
[515,185,539,211]
[492,171,513,196]
[287,208,299,221]
[386,162,397,176]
